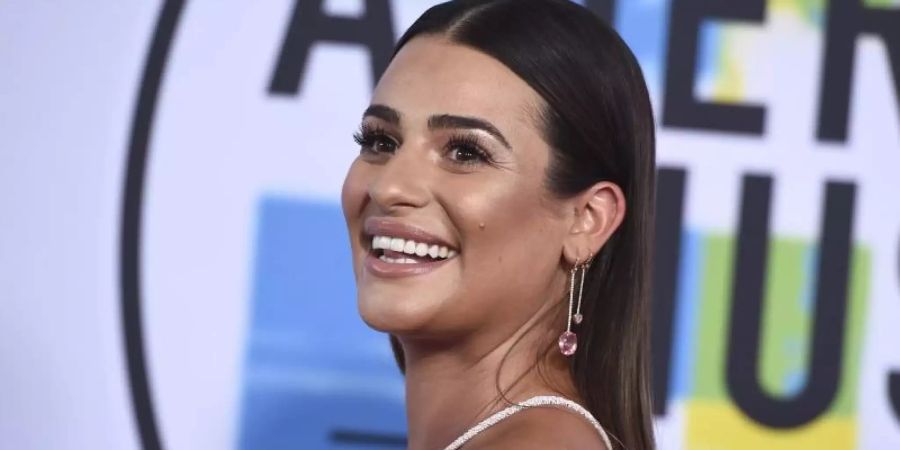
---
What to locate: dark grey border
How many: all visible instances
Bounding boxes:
[120,1,185,449]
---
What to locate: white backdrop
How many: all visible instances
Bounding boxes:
[2,1,899,449]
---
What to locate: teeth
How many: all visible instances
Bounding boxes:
[370,235,458,260]
[371,236,389,250]
[378,255,418,264]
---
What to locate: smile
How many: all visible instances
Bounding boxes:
[371,235,458,263]
[362,217,460,277]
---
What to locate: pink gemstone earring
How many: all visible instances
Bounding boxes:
[559,255,591,356]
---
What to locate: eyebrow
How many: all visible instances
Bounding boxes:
[362,104,512,150]
[362,104,401,125]
[428,114,511,149]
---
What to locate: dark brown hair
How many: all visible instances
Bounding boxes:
[387,1,656,448]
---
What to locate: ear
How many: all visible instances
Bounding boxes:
[562,181,626,266]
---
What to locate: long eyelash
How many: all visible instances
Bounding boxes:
[352,123,387,146]
[352,123,400,157]
[446,134,495,165]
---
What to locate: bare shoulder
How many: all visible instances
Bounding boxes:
[465,405,609,450]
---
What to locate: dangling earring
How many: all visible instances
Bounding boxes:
[559,255,591,356]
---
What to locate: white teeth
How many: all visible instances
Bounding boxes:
[370,235,459,260]
[372,236,389,250]
[378,255,417,264]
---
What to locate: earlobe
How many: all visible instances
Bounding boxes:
[563,207,590,265]
[562,240,585,267]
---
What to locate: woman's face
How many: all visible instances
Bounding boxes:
[342,36,572,342]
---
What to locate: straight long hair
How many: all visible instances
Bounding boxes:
[387,1,656,448]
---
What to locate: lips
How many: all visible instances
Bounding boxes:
[362,217,459,278]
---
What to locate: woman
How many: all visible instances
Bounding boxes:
[341,0,656,448]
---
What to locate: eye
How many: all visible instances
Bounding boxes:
[353,124,399,155]
[446,136,492,166]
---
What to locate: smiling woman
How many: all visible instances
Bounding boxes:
[340,0,655,449]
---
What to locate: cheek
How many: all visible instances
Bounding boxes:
[452,172,563,272]
[341,160,368,224]
[447,184,565,325]
[471,142,559,280]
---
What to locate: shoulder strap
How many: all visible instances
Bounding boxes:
[443,395,613,450]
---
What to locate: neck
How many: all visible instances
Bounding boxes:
[399,307,577,450]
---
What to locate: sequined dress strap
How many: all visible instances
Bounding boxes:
[442,395,613,450]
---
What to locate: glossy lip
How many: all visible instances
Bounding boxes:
[364,251,453,278]
[362,217,459,278]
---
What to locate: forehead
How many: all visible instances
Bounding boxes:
[371,36,543,129]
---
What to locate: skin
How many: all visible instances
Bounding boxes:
[341,36,625,450]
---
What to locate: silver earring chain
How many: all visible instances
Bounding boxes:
[575,263,587,318]
[566,261,577,332]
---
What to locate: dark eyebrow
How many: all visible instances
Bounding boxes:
[362,104,400,125]
[428,114,512,149]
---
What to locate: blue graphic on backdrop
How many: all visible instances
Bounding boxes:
[238,197,406,449]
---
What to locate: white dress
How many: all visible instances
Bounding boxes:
[443,395,613,450]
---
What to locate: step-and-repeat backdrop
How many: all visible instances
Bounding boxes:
[2,0,899,449]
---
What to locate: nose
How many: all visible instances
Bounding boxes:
[368,146,431,213]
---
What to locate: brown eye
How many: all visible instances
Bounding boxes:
[353,125,399,155]
[445,135,492,166]
[448,146,483,163]
[369,136,398,154]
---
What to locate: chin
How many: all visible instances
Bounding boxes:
[356,289,445,335]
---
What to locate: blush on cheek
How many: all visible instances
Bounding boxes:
[341,161,368,220]
[341,162,371,278]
